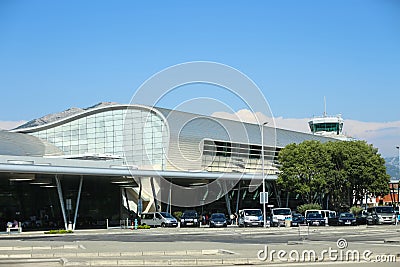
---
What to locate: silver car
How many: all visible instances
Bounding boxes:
[140,212,178,227]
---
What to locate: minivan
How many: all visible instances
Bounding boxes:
[238,209,264,227]
[271,208,292,227]
[140,212,178,227]
[366,206,395,225]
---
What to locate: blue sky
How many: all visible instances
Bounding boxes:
[0,1,399,156]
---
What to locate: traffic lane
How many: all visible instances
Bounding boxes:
[252,262,399,267]
[8,227,397,244]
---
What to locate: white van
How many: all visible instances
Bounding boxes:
[271,208,292,227]
[238,209,264,227]
[140,212,178,227]
[305,210,336,225]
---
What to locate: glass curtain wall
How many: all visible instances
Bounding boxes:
[30,107,168,169]
[202,139,279,173]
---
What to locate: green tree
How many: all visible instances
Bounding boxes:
[277,140,333,204]
[173,211,183,220]
[325,141,352,210]
[297,203,322,214]
[350,206,363,215]
[278,140,390,210]
[327,140,390,208]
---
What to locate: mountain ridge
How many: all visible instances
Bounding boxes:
[385,156,399,179]
[14,102,119,130]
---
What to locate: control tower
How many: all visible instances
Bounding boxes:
[308,98,347,140]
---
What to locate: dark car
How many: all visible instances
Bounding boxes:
[209,213,227,228]
[291,213,305,227]
[355,211,367,225]
[306,213,325,226]
[366,212,381,225]
[329,212,357,226]
[180,210,200,227]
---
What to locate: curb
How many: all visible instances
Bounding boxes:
[63,258,258,266]
[0,245,80,251]
[0,249,234,259]
[0,258,63,264]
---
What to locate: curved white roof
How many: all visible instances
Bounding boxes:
[0,130,63,156]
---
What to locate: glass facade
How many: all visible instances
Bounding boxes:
[29,107,168,169]
[202,139,279,173]
[123,109,168,169]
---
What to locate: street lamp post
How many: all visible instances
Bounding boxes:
[261,122,268,228]
[396,146,400,206]
[397,146,400,178]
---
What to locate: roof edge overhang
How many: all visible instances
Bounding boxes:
[0,156,276,180]
[11,104,168,134]
[0,163,277,180]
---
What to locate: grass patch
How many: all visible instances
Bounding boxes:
[44,229,74,234]
[137,225,151,229]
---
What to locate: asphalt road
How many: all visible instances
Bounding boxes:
[6,225,398,244]
[1,225,399,266]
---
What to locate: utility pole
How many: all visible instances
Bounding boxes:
[261,122,268,228]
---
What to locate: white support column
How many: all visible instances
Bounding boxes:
[223,181,232,216]
[137,177,142,215]
[55,175,68,230]
[72,176,83,231]
[169,183,172,214]
[150,177,159,212]
[166,181,172,214]
[235,182,241,215]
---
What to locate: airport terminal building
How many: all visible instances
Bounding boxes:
[0,103,336,230]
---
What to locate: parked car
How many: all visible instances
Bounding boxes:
[140,212,178,227]
[238,209,264,227]
[180,210,200,227]
[291,213,305,227]
[209,213,228,228]
[366,212,381,225]
[366,206,396,225]
[305,213,325,226]
[271,208,292,227]
[329,212,357,226]
[355,210,368,225]
[305,209,336,225]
